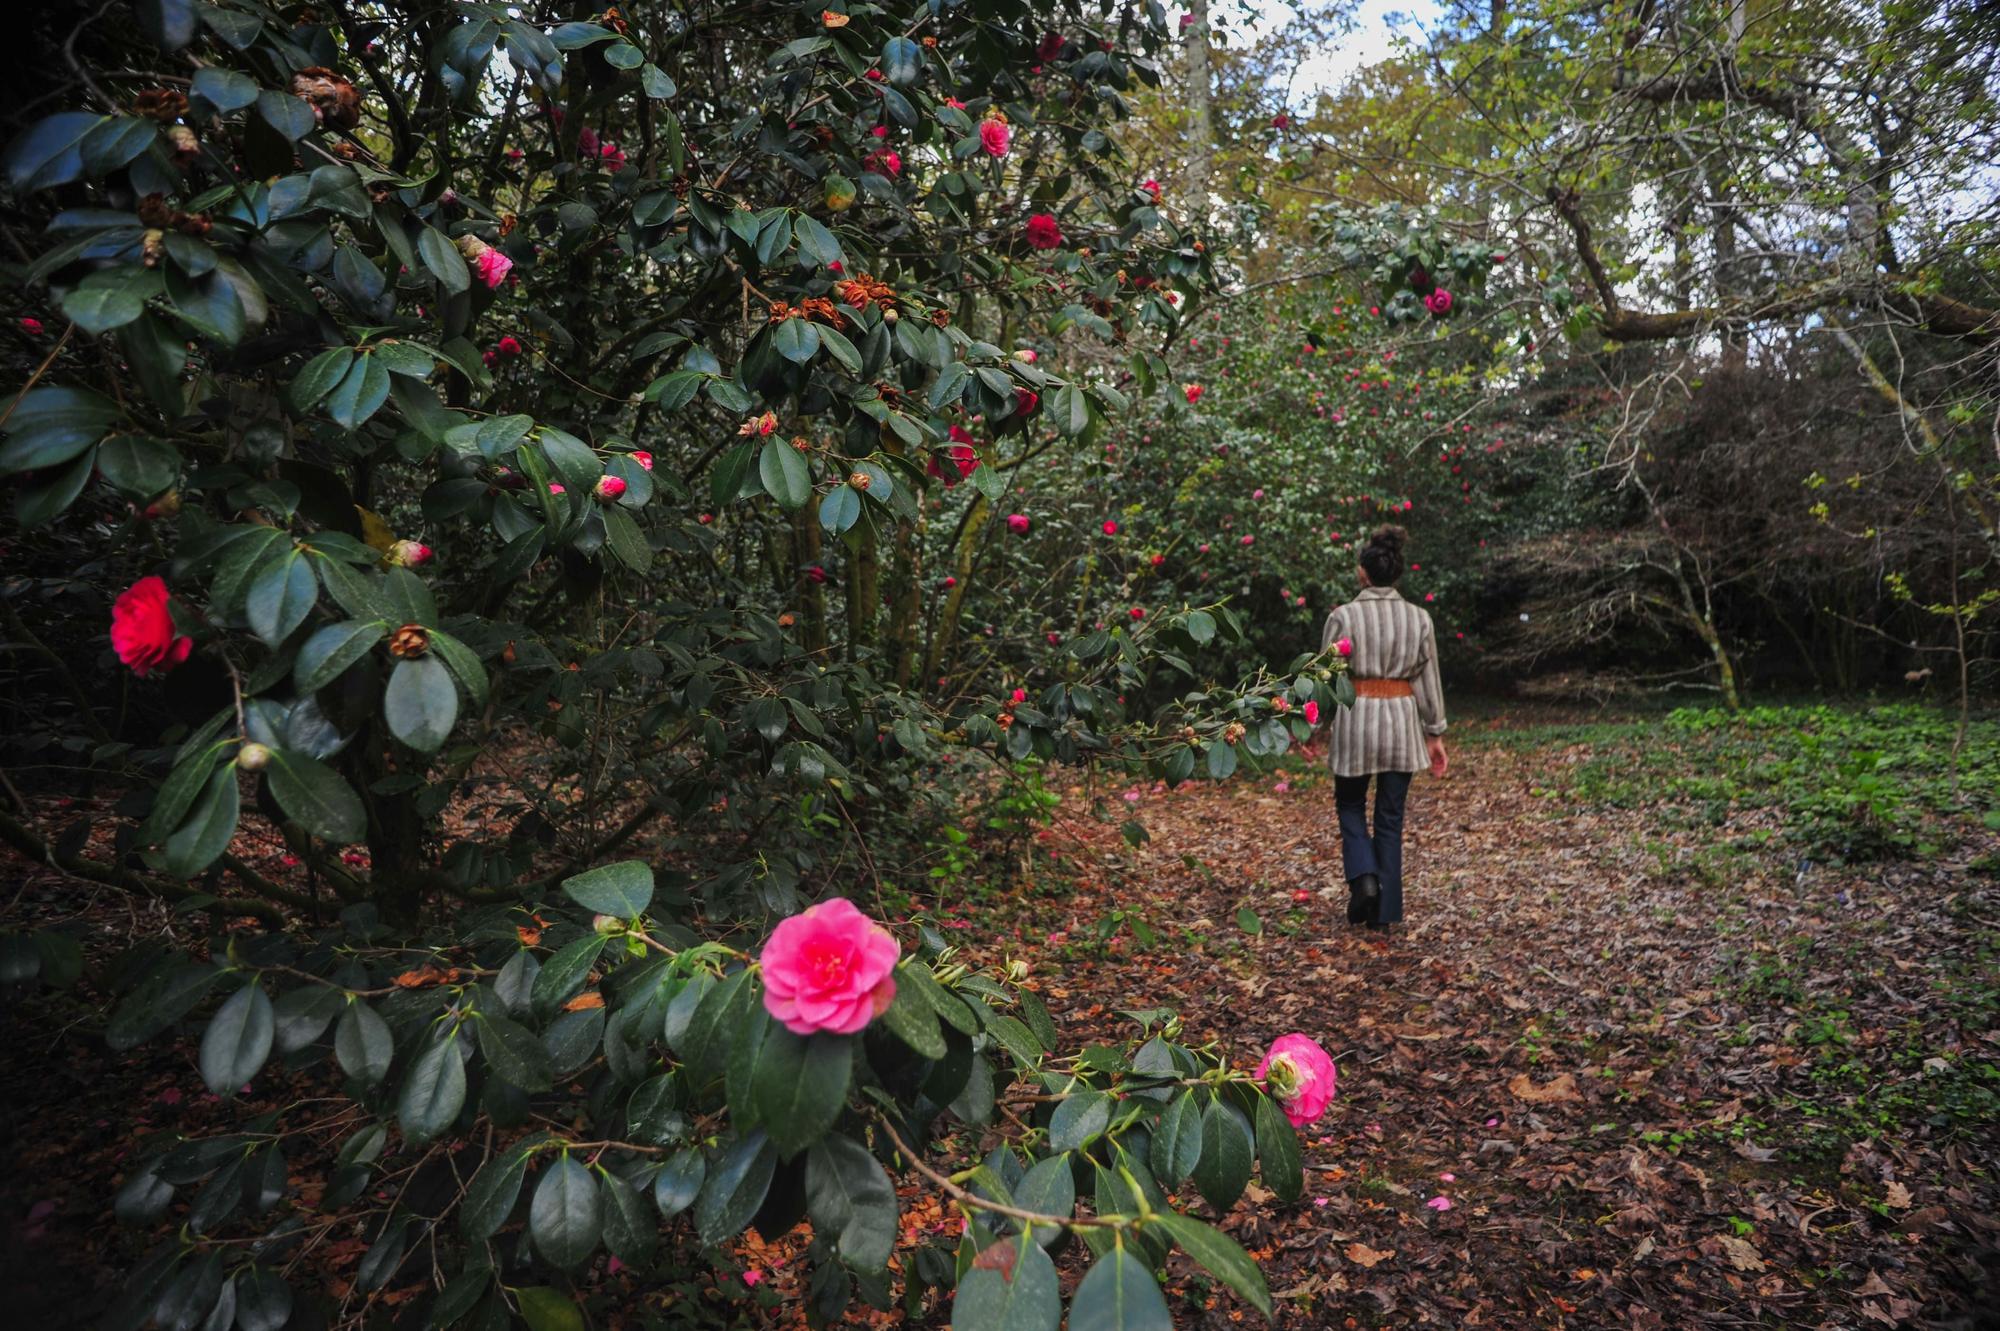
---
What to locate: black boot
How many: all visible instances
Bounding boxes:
[1347,873,1380,925]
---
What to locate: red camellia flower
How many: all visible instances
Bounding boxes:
[1006,513,1030,535]
[807,565,827,583]
[1037,31,1065,61]
[594,475,627,501]
[1024,213,1062,250]
[497,335,522,357]
[978,118,1012,157]
[1272,112,1291,129]
[20,317,43,335]
[1101,519,1119,536]
[1149,553,1165,567]
[1128,606,1145,620]
[863,147,902,178]
[1305,700,1321,726]
[1141,178,1162,200]
[1013,388,1040,418]
[1011,686,1029,703]
[1183,383,1204,404]
[865,68,884,81]
[630,450,653,471]
[110,576,192,677]
[1423,287,1454,315]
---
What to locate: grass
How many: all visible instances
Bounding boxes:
[1508,701,1999,864]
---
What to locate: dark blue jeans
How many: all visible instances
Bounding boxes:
[1334,771,1413,924]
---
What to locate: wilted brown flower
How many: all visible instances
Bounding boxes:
[165,125,199,162]
[133,89,188,122]
[835,274,898,311]
[292,67,362,131]
[388,623,431,659]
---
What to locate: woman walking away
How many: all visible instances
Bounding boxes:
[1320,525,1449,930]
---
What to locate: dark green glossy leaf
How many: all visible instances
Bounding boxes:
[384,654,458,752]
[198,982,273,1095]
[530,1155,600,1268]
[561,859,652,918]
[805,1134,897,1271]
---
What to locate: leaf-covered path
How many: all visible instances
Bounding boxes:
[995,713,2000,1329]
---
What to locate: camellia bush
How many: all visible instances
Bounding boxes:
[0,2,1378,1328]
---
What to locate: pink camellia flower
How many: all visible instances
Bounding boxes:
[594,475,627,501]
[578,128,600,155]
[1046,631,1061,645]
[1024,213,1063,250]
[1179,13,1195,29]
[387,539,432,568]
[1335,637,1353,657]
[759,898,899,1036]
[1014,347,1038,363]
[1255,1033,1337,1128]
[1304,700,1321,726]
[1183,383,1204,405]
[863,147,902,178]
[1424,288,1454,315]
[978,118,1012,157]
[110,577,192,677]
[1141,178,1162,200]
[547,483,566,495]
[482,351,498,367]
[1425,592,1435,602]
[456,235,514,289]
[807,565,827,584]
[1197,542,1210,554]
[1252,488,1265,500]
[1006,513,1030,535]
[742,1269,765,1286]
[1427,1196,1453,1211]
[1010,687,1028,704]
[1240,534,1254,546]
[870,125,888,139]
[630,450,653,471]
[1101,520,1118,536]
[598,141,627,172]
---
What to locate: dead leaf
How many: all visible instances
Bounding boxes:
[1854,1272,1894,1298]
[1883,1180,1912,1209]
[1344,1242,1395,1269]
[1508,1072,1580,1104]
[562,990,606,1011]
[1701,1234,1766,1271]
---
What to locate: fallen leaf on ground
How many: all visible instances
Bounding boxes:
[1344,1242,1395,1268]
[1507,1072,1580,1103]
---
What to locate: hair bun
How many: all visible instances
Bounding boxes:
[1366,524,1407,557]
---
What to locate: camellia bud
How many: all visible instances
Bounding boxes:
[850,471,871,490]
[237,742,272,772]
[594,475,628,501]
[592,913,626,934]
[882,307,899,324]
[1005,958,1031,983]
[142,490,182,520]
[1013,348,1038,363]
[387,539,432,567]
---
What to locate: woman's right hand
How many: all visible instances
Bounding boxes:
[1426,736,1449,778]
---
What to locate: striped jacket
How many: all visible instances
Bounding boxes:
[1319,586,1448,777]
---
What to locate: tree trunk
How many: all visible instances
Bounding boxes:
[1184,0,1212,212]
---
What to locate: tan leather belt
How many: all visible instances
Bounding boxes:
[1352,678,1414,699]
